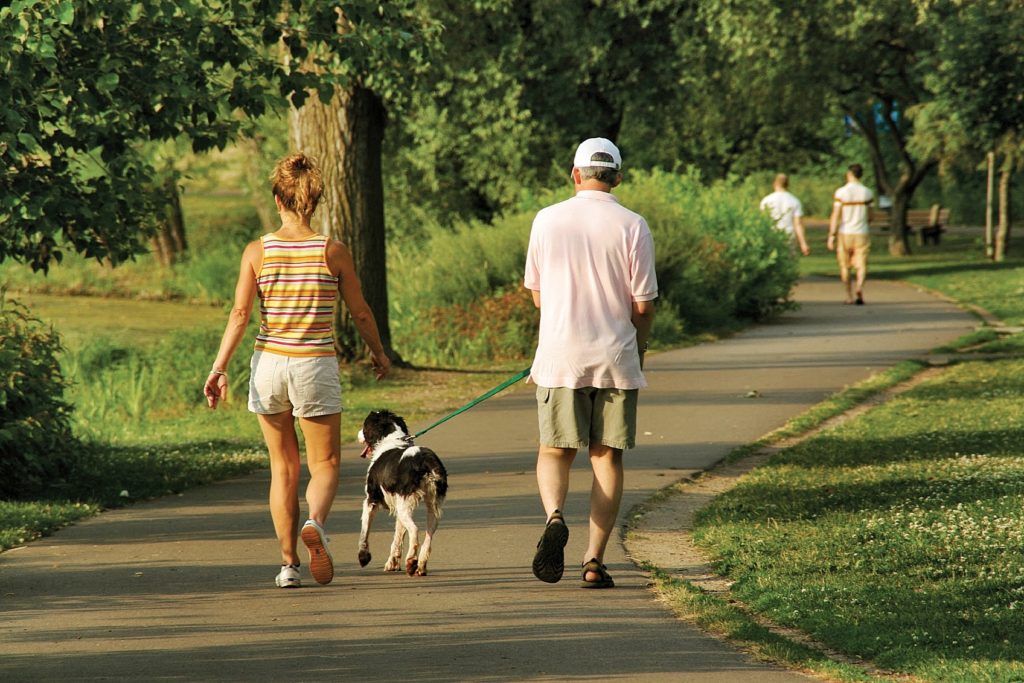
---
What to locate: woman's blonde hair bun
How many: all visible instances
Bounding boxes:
[271,152,323,216]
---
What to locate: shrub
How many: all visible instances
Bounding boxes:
[393,288,538,366]
[0,295,80,499]
[389,169,800,366]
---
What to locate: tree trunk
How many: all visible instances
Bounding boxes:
[289,85,400,363]
[887,191,911,256]
[985,150,995,258]
[886,161,937,256]
[994,151,1014,262]
[150,176,187,267]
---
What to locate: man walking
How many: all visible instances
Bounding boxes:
[523,138,658,589]
[760,173,810,256]
[827,164,874,305]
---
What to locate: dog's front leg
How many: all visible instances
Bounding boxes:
[357,498,378,567]
[384,514,406,572]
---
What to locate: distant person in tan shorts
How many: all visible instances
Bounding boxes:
[827,164,874,305]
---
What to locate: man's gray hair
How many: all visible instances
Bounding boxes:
[578,151,620,184]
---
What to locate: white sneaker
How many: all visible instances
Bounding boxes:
[275,564,301,588]
[300,519,334,585]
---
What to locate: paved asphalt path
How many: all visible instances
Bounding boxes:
[1,277,975,682]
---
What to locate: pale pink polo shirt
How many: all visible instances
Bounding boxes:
[524,190,658,390]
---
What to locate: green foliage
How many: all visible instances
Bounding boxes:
[620,169,798,324]
[0,0,436,271]
[0,1,269,269]
[702,0,939,242]
[923,1,1024,150]
[385,0,690,230]
[621,2,836,179]
[0,294,78,499]
[390,170,799,366]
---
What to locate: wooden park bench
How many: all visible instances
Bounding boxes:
[868,204,950,245]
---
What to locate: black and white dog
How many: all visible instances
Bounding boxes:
[356,410,448,576]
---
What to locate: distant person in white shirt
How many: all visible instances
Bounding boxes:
[827,164,874,305]
[524,137,658,589]
[759,174,810,256]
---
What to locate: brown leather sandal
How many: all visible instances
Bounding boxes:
[580,558,615,588]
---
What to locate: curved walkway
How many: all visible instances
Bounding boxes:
[0,277,975,682]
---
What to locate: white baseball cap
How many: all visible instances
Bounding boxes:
[573,137,622,170]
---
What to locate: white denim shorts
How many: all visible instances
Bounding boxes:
[248,351,343,418]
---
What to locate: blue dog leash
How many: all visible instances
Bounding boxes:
[413,367,531,438]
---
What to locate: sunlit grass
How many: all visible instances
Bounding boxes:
[694,359,1024,681]
[0,501,101,548]
[17,293,227,349]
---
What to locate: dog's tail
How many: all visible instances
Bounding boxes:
[418,451,447,517]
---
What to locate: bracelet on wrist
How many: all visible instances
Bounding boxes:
[209,369,227,376]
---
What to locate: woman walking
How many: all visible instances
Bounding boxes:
[204,153,390,588]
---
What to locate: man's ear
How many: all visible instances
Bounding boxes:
[612,172,623,188]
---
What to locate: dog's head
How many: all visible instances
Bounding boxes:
[357,410,411,458]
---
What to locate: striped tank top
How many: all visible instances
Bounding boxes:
[254,234,338,357]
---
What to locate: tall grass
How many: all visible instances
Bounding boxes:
[64,325,262,443]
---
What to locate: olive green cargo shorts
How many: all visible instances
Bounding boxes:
[536,386,638,450]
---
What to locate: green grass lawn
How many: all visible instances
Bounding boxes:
[18,293,227,349]
[694,359,1024,682]
[682,226,1024,682]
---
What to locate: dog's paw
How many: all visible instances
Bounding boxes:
[358,549,372,567]
[414,566,428,577]
[405,558,418,576]
[384,558,400,572]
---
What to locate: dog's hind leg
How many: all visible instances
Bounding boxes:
[384,514,406,572]
[357,499,378,568]
[393,497,421,576]
[415,497,442,576]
